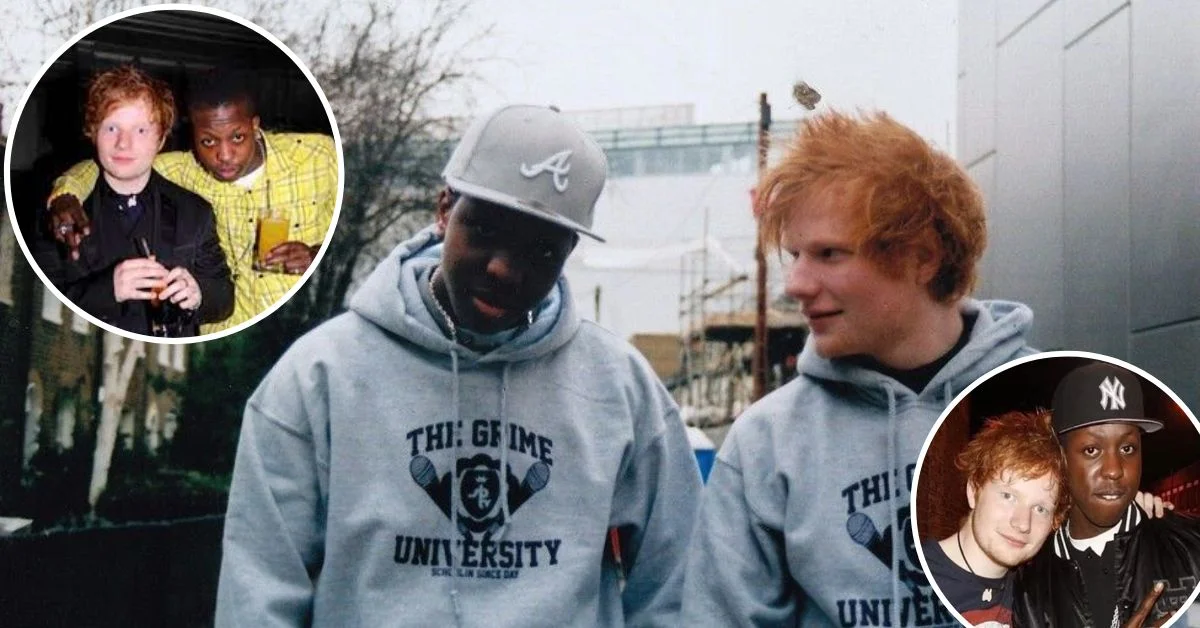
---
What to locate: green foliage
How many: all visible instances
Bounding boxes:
[170,324,287,476]
[94,468,229,523]
[14,442,93,530]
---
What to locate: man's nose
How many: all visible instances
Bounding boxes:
[485,249,524,284]
[1010,507,1032,533]
[217,142,234,163]
[784,255,819,301]
[1100,451,1124,480]
[115,129,131,150]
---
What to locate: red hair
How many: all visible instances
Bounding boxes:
[83,65,175,140]
[956,409,1070,528]
[757,109,985,302]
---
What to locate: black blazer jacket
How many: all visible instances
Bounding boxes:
[34,169,234,336]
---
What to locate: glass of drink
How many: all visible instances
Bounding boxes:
[137,237,179,336]
[255,211,290,272]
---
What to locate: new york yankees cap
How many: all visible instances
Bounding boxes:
[1051,361,1164,434]
[442,105,608,242]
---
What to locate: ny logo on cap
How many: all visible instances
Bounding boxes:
[520,149,572,193]
[1099,376,1126,411]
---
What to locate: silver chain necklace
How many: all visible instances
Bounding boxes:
[428,266,458,343]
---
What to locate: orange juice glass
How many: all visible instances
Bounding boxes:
[256,215,289,270]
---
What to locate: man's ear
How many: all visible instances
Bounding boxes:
[434,188,455,236]
[966,481,978,510]
[913,243,941,286]
[252,115,261,134]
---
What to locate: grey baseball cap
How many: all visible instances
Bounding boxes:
[443,105,608,242]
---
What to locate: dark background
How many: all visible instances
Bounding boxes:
[7,8,332,247]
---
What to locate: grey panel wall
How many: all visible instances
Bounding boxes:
[968,155,997,301]
[960,0,1199,404]
[1132,323,1200,413]
[993,1,1064,349]
[958,0,996,166]
[1063,8,1130,358]
[1064,0,1127,45]
[1130,0,1200,330]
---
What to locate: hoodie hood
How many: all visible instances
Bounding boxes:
[349,226,581,364]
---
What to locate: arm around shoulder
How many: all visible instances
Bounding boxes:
[190,203,234,324]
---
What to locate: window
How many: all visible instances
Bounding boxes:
[0,213,15,305]
[23,381,42,467]
[162,412,179,442]
[71,311,92,334]
[172,345,187,373]
[56,397,76,449]
[118,410,134,451]
[157,344,172,368]
[40,285,62,324]
[145,403,160,453]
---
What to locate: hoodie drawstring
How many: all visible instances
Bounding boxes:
[447,348,463,628]
[882,381,901,628]
[496,365,512,540]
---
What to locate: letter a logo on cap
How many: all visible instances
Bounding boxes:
[520,150,573,193]
[1099,376,1126,411]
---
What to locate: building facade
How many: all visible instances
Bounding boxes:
[958,0,1200,411]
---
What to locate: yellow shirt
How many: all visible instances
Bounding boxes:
[52,131,339,333]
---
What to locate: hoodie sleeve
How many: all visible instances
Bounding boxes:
[216,356,329,628]
[609,385,703,627]
[681,421,799,626]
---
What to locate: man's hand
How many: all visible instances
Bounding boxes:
[46,195,90,261]
[1135,491,1175,519]
[158,266,203,310]
[1122,581,1173,628]
[264,241,316,275]
[113,258,168,303]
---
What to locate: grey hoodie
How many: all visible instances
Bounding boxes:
[216,228,702,627]
[680,300,1035,627]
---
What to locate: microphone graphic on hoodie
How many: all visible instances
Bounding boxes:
[846,509,930,595]
[847,511,892,565]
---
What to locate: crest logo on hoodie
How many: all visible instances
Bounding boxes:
[396,418,563,581]
[409,452,550,535]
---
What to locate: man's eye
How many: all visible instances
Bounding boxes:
[200,139,215,148]
[818,248,845,261]
[1083,446,1099,456]
[232,133,245,143]
[1000,491,1013,500]
[1120,444,1136,455]
[1034,505,1049,515]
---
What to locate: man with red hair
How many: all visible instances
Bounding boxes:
[924,410,1068,626]
[682,109,1035,626]
[33,65,232,336]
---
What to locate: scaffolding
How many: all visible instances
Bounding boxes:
[673,237,807,429]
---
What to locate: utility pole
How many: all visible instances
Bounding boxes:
[752,93,770,402]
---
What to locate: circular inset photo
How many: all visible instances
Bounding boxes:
[4,5,342,343]
[913,351,1200,627]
